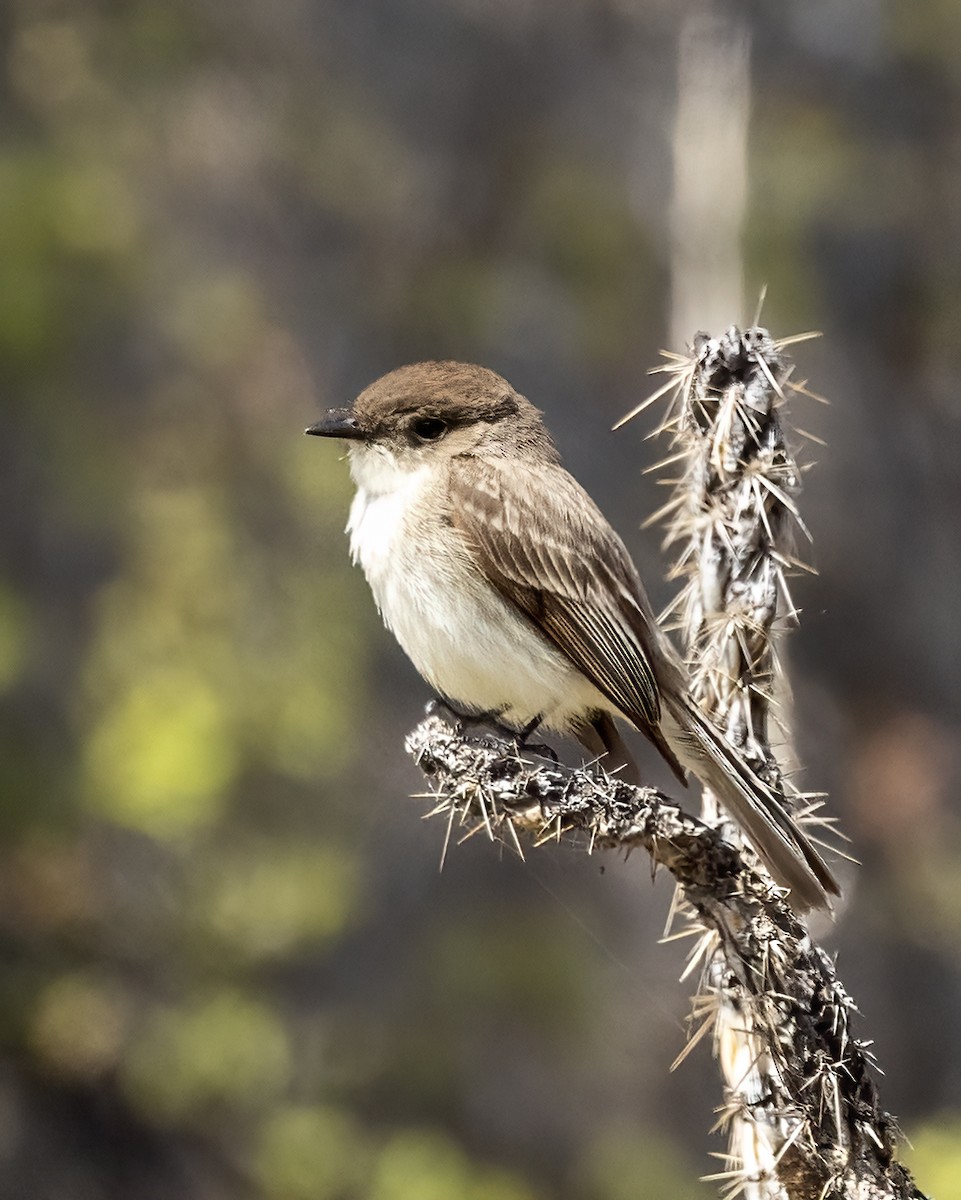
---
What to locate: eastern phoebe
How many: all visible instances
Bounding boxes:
[307,361,838,910]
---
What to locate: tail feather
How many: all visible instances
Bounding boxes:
[664,696,840,911]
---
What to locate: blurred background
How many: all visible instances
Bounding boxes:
[2,0,961,1196]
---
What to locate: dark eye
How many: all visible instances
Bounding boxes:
[412,417,448,442]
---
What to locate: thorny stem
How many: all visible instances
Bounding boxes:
[405,328,925,1200]
[654,327,923,1200]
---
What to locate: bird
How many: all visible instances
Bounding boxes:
[306,360,839,910]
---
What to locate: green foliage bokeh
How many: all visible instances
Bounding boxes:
[3,2,961,1198]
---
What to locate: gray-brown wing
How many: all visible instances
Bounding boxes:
[448,455,665,732]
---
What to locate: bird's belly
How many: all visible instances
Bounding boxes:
[348,486,606,728]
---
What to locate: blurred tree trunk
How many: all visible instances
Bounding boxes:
[669,6,749,348]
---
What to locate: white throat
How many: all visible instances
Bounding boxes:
[345,444,434,580]
[347,441,413,497]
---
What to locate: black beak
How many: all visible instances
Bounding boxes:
[304,409,366,440]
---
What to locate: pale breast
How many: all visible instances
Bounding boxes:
[346,473,607,728]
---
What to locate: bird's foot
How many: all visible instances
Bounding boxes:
[513,715,559,765]
[425,699,558,763]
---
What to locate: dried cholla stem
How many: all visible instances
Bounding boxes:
[405,717,918,1199]
[659,328,826,1198]
[405,327,925,1200]
[654,326,810,806]
[641,326,919,1199]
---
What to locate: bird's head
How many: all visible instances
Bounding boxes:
[306,361,557,492]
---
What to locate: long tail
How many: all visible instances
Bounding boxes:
[662,696,840,911]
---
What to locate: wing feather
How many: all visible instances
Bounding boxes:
[448,456,665,731]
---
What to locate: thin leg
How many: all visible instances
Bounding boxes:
[517,714,544,742]
[514,713,559,764]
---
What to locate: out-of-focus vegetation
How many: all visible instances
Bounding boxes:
[2,1,961,1196]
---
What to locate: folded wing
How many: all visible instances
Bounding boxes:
[448,455,685,780]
